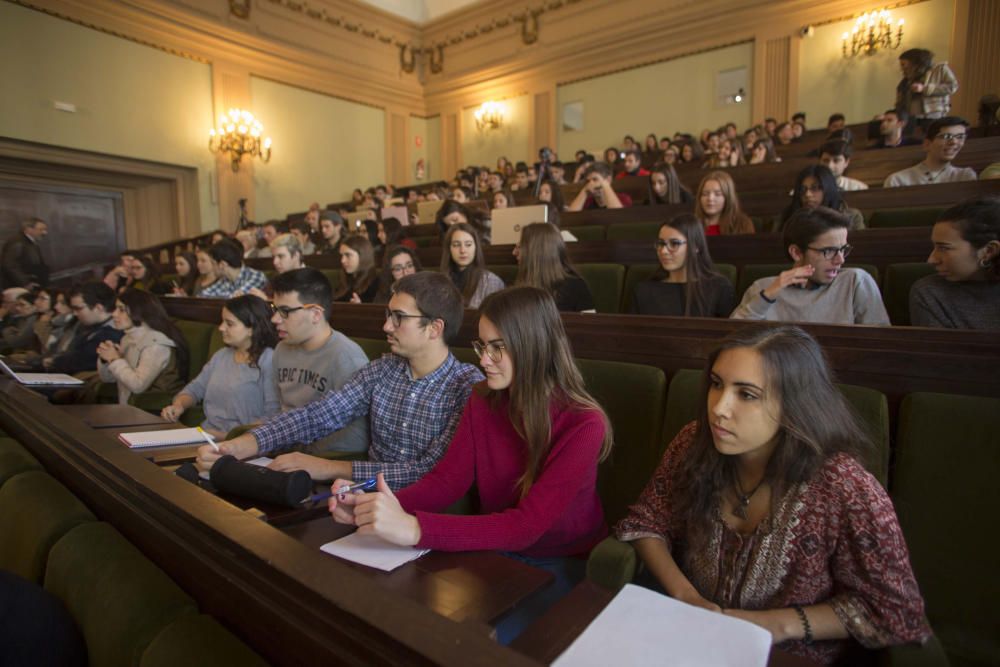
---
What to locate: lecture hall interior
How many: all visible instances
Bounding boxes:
[0,0,998,665]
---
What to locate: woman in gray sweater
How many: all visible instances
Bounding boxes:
[161,295,281,437]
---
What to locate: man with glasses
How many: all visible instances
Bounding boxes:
[732,207,889,325]
[884,117,977,187]
[40,282,123,374]
[196,272,482,489]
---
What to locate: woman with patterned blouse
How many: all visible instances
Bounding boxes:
[616,325,930,664]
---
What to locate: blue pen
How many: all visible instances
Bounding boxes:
[304,478,377,504]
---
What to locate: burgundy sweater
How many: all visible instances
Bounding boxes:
[397,387,608,558]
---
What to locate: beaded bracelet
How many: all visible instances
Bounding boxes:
[791,604,813,644]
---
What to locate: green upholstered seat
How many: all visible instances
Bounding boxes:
[0,437,42,488]
[351,336,390,360]
[208,327,225,357]
[140,614,268,667]
[320,268,343,290]
[174,320,215,379]
[736,263,881,300]
[868,207,943,229]
[605,221,661,241]
[883,263,936,326]
[576,263,626,313]
[577,358,667,526]
[0,470,95,582]
[893,392,1000,667]
[451,347,478,366]
[489,264,519,286]
[45,522,198,667]
[567,225,606,241]
[415,235,436,248]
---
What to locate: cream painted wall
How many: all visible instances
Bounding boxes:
[461,95,532,168]
[249,77,386,219]
[797,0,954,126]
[556,43,754,158]
[410,115,442,183]
[0,2,218,232]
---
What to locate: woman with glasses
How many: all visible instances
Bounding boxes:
[631,215,735,317]
[513,223,595,313]
[95,289,190,404]
[780,166,865,231]
[616,325,929,664]
[161,295,280,437]
[440,223,504,308]
[374,246,422,304]
[328,286,613,644]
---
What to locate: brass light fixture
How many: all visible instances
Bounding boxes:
[209,108,272,172]
[842,9,904,58]
[474,101,505,131]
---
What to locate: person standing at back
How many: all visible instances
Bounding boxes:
[897,48,958,129]
[2,218,49,289]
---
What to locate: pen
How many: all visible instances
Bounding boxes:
[304,478,377,505]
[197,427,219,452]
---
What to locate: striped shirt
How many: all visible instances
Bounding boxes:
[251,352,483,489]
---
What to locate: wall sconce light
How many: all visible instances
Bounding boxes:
[474,101,505,131]
[209,108,272,172]
[842,9,903,58]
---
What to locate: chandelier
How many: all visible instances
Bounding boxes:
[208,108,272,172]
[474,101,505,131]
[842,10,904,58]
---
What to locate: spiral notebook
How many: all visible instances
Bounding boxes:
[118,428,210,449]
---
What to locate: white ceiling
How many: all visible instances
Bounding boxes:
[357,0,484,23]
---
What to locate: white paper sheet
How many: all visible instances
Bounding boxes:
[553,584,772,667]
[319,532,429,572]
[245,457,274,467]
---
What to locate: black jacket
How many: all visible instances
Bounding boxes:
[1,234,49,288]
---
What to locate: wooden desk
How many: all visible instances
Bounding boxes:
[511,580,819,667]
[282,516,555,626]
[58,403,169,429]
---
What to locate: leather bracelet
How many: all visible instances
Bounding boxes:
[791,604,813,644]
[759,289,777,304]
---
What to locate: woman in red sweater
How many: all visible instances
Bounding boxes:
[329,285,612,642]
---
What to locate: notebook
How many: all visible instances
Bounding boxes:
[118,427,212,449]
[553,584,771,667]
[491,204,549,245]
[320,532,429,572]
[0,357,84,386]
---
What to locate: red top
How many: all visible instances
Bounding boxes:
[615,168,650,179]
[704,223,721,236]
[397,385,608,558]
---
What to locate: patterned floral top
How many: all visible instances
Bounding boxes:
[615,422,931,665]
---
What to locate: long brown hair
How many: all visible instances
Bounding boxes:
[695,171,754,235]
[647,163,690,205]
[673,325,870,538]
[479,286,613,497]
[118,289,190,381]
[440,223,487,306]
[649,214,725,316]
[514,223,580,295]
[335,235,378,299]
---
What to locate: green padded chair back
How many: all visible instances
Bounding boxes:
[0,470,95,582]
[140,614,269,667]
[664,370,890,484]
[208,327,225,358]
[489,264,519,287]
[867,207,943,229]
[415,236,436,248]
[351,337,390,360]
[576,263,626,313]
[577,358,667,525]
[893,392,1000,667]
[883,262,936,326]
[605,221,661,241]
[567,225,606,241]
[320,268,343,290]
[451,347,479,366]
[174,319,215,380]
[45,522,198,667]
[0,437,42,489]
[714,263,738,287]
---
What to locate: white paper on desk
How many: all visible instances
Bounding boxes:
[245,457,273,467]
[319,532,429,572]
[553,584,772,667]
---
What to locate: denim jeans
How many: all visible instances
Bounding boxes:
[493,552,586,645]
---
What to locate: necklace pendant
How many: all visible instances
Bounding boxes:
[733,498,750,520]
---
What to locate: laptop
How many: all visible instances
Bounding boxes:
[0,357,84,386]
[490,205,549,246]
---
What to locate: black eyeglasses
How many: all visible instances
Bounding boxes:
[654,239,687,252]
[385,308,428,328]
[806,244,852,260]
[390,261,415,275]
[269,302,322,319]
[472,338,506,363]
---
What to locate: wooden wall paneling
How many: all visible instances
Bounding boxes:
[388,110,410,185]
[211,63,254,232]
[442,111,461,177]
[532,90,552,155]
[949,0,1000,122]
[763,36,791,122]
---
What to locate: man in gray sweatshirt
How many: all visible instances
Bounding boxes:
[732,207,890,325]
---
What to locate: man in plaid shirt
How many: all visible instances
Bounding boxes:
[196,272,483,490]
[198,239,269,299]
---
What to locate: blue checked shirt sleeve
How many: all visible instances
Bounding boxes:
[250,363,374,455]
[234,267,268,293]
[352,364,482,489]
[198,278,235,299]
